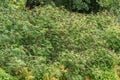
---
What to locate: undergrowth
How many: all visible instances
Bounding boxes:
[0,2,120,80]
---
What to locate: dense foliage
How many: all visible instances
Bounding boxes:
[0,0,120,80]
[0,68,16,80]
[25,0,120,13]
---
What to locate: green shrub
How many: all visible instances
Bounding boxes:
[0,3,120,80]
[0,0,26,10]
[54,0,100,12]
[0,68,16,80]
[103,26,120,52]
[97,0,120,14]
[54,0,120,13]
[91,68,119,80]
[57,48,119,80]
[28,62,67,80]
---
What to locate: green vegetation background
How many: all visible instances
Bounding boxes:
[0,0,120,80]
